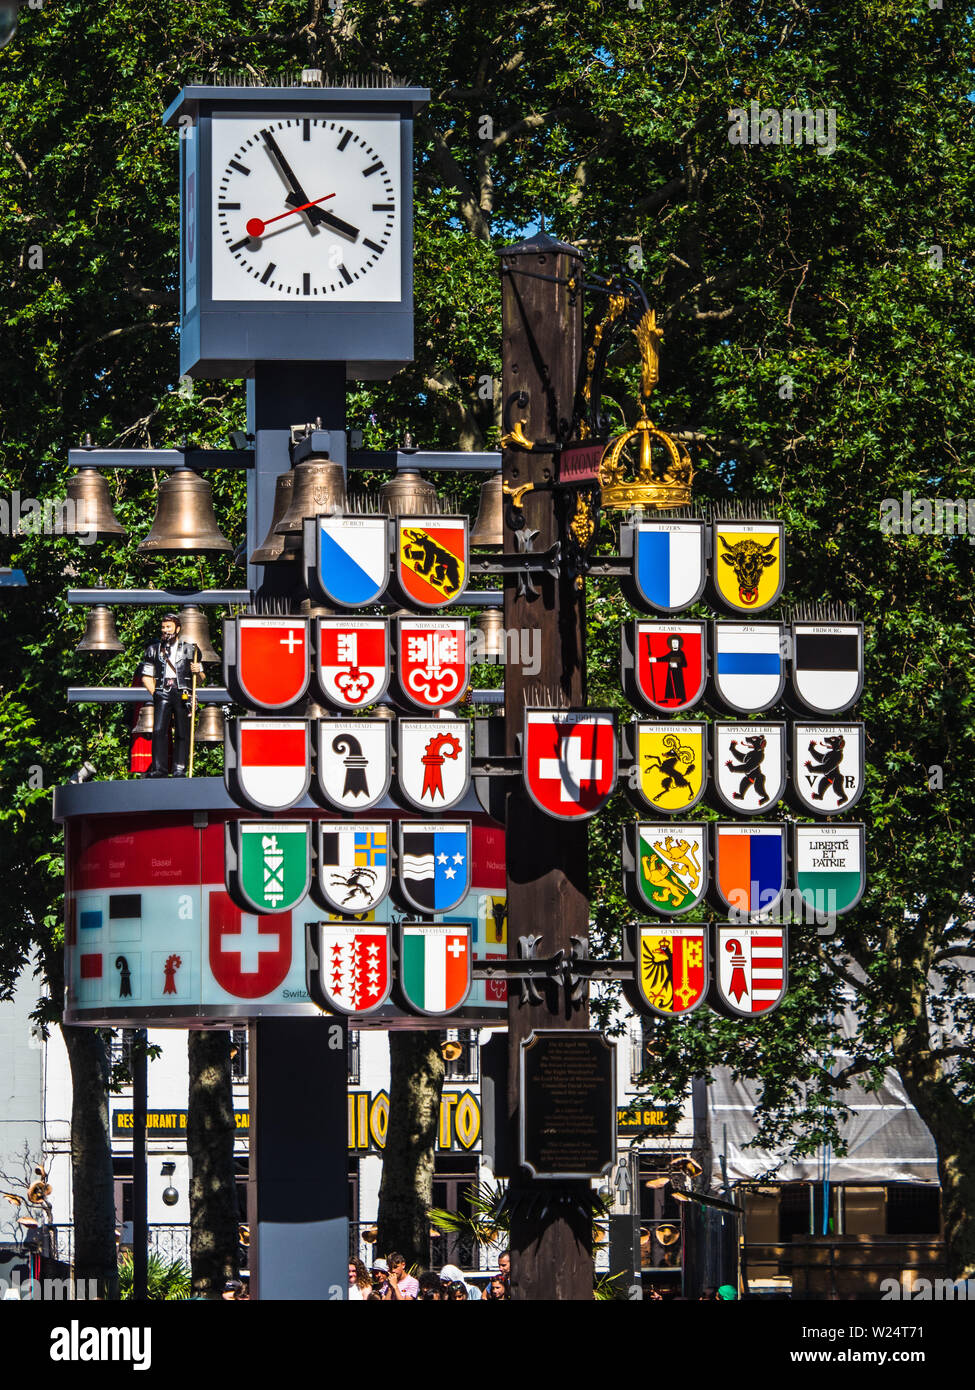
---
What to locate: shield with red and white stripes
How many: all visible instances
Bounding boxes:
[712,925,788,1019]
[226,718,311,813]
[316,923,392,1015]
[225,617,310,710]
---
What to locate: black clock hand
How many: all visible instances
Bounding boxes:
[285,193,359,242]
[261,129,328,228]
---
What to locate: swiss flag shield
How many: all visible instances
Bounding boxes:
[207,890,292,998]
[523,709,618,820]
[227,617,310,710]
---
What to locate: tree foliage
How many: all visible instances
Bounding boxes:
[2,0,975,1277]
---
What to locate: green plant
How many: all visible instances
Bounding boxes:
[118,1251,191,1301]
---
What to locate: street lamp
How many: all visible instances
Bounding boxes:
[160,1161,178,1208]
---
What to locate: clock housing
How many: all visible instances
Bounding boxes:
[164,84,428,380]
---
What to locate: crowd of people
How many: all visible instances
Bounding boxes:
[348,1250,510,1301]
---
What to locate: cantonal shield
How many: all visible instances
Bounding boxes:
[225,718,311,813]
[224,616,310,710]
[712,520,785,615]
[711,924,788,1019]
[396,516,468,609]
[315,719,391,812]
[623,822,708,915]
[625,721,707,815]
[315,922,393,1014]
[396,922,473,1016]
[628,620,707,714]
[396,718,471,813]
[522,709,618,820]
[712,621,785,713]
[621,520,707,614]
[395,822,471,915]
[315,617,390,709]
[225,820,312,915]
[791,723,864,814]
[791,622,864,714]
[314,821,392,915]
[795,823,866,916]
[713,721,786,814]
[713,823,787,917]
[624,923,709,1018]
[395,617,470,711]
[309,514,390,608]
[207,889,292,999]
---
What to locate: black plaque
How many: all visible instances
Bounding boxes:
[519,1030,616,1179]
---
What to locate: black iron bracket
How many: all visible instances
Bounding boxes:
[468,543,561,578]
[471,935,635,1005]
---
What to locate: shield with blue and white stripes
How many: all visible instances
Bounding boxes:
[309,515,390,608]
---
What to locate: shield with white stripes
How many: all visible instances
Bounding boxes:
[712,924,788,1019]
[712,622,785,713]
[309,515,390,608]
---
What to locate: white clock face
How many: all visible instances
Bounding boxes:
[209,114,402,303]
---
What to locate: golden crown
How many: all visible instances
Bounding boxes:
[598,415,695,511]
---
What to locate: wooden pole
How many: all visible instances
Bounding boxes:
[500,233,593,1300]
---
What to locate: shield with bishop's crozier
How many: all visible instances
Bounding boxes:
[396,719,471,813]
[315,719,391,812]
[712,924,788,1019]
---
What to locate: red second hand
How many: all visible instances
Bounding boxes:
[246,193,336,239]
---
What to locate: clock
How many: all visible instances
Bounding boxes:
[211,115,402,303]
[164,85,429,380]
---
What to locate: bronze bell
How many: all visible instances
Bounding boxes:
[177,605,219,664]
[250,470,296,565]
[67,468,127,543]
[75,604,123,654]
[470,472,504,548]
[298,598,333,619]
[474,606,505,663]
[274,457,347,552]
[133,701,154,736]
[137,467,233,558]
[380,463,439,517]
[194,702,225,744]
[371,702,397,721]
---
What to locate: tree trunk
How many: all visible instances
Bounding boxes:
[376,1031,445,1268]
[187,1030,239,1298]
[62,1024,118,1299]
[898,1058,975,1279]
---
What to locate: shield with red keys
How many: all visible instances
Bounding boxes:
[225,718,311,813]
[224,617,310,710]
[630,620,706,713]
[396,617,470,710]
[523,709,618,820]
[316,922,392,1015]
[396,516,468,609]
[207,890,292,999]
[315,618,389,709]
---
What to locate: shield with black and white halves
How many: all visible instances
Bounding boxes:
[790,622,864,714]
[314,821,392,915]
[315,719,391,812]
[225,820,312,914]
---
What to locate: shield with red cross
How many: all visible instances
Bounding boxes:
[522,709,618,820]
[224,616,310,710]
[207,890,292,998]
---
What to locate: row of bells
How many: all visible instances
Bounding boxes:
[131,700,225,744]
[69,456,504,560]
[76,599,508,662]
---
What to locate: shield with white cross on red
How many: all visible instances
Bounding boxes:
[522,709,618,820]
[206,889,292,998]
[224,616,311,711]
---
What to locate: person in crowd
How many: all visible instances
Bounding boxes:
[446,1280,469,1301]
[386,1251,419,1300]
[371,1257,391,1296]
[483,1275,508,1301]
[417,1271,444,1301]
[439,1262,481,1300]
[348,1258,372,1301]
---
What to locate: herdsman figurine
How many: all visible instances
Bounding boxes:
[139,612,203,777]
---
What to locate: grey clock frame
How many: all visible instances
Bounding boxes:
[163,85,429,380]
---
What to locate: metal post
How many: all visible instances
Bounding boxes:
[131,1029,148,1302]
[500,234,592,1300]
